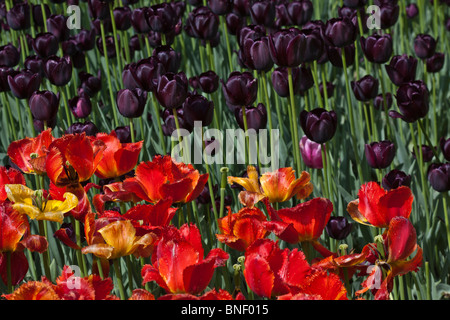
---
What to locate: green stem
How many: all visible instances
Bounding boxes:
[109,3,123,77]
[219,167,228,219]
[60,89,72,128]
[443,193,450,252]
[151,94,166,155]
[377,64,392,140]
[129,118,135,143]
[287,67,301,175]
[38,220,51,280]
[220,15,233,73]
[2,92,17,140]
[113,258,126,300]
[96,258,104,279]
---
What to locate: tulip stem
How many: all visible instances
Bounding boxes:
[287,67,302,175]
[443,193,450,252]
[320,65,330,110]
[96,258,104,279]
[151,94,166,155]
[60,89,72,127]
[312,61,324,109]
[129,118,135,143]
[100,20,120,128]
[261,71,274,169]
[2,92,17,141]
[220,15,233,73]
[321,144,329,200]
[219,167,228,219]
[109,3,123,78]
[113,258,126,300]
[14,97,24,139]
[341,51,364,183]
[38,220,52,281]
[377,65,392,141]
[25,101,36,137]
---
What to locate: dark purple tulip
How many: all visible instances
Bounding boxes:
[414,34,437,59]
[69,93,92,119]
[322,17,356,48]
[146,3,178,34]
[382,169,412,191]
[412,145,435,163]
[129,35,142,52]
[300,108,338,144]
[152,45,181,74]
[232,0,251,17]
[360,33,393,64]
[299,28,324,63]
[364,140,396,169]
[343,0,367,8]
[189,70,219,94]
[378,4,399,29]
[61,38,79,57]
[239,36,274,72]
[299,135,324,169]
[6,2,30,30]
[125,57,166,92]
[268,28,306,67]
[237,24,266,48]
[0,43,20,67]
[156,72,189,109]
[182,93,215,127]
[161,107,193,136]
[326,44,355,68]
[122,63,141,90]
[319,82,335,99]
[78,71,101,97]
[326,216,353,240]
[351,75,379,102]
[208,0,233,15]
[171,1,187,18]
[0,67,14,92]
[7,70,41,99]
[427,163,450,192]
[221,71,258,109]
[88,0,109,20]
[31,4,51,27]
[426,52,445,73]
[440,138,450,161]
[32,33,59,58]
[286,0,314,26]
[96,35,118,58]
[131,8,151,33]
[116,88,147,118]
[75,29,96,52]
[249,0,276,27]
[113,6,132,31]
[91,18,112,35]
[271,66,304,97]
[234,103,267,131]
[114,125,133,143]
[373,92,393,111]
[34,116,57,133]
[29,90,60,121]
[390,80,429,122]
[297,66,314,95]
[65,120,99,136]
[385,54,418,86]
[225,12,246,36]
[185,6,219,41]
[46,14,70,42]
[405,3,419,18]
[44,56,72,86]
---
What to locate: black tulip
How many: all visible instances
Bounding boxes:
[7,70,41,99]
[360,33,393,64]
[427,163,450,192]
[182,93,215,127]
[414,34,437,59]
[221,71,258,110]
[382,169,412,191]
[65,120,99,136]
[412,145,435,163]
[373,92,393,111]
[385,54,418,86]
[69,92,92,119]
[6,2,30,30]
[286,0,314,27]
[300,108,338,144]
[390,80,429,123]
[364,140,396,169]
[44,56,73,87]
[189,70,219,94]
[426,52,445,73]
[116,88,148,118]
[156,72,189,110]
[326,216,353,240]
[322,17,356,48]
[234,103,267,131]
[249,0,276,27]
[29,90,60,121]
[0,43,20,67]
[78,71,102,97]
[351,75,379,102]
[32,33,59,58]
[146,3,178,34]
[208,0,233,15]
[46,14,70,42]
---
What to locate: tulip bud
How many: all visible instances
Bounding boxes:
[0,43,20,67]
[360,33,393,64]
[299,135,323,169]
[116,88,148,118]
[385,54,418,86]
[182,93,215,127]
[32,33,59,58]
[234,103,267,131]
[326,216,353,240]
[300,108,338,144]
[351,75,379,102]
[7,70,41,99]
[425,52,445,73]
[29,90,60,121]
[414,34,437,59]
[221,71,258,109]
[65,121,99,136]
[390,80,429,123]
[44,56,73,87]
[69,92,92,119]
[364,140,396,169]
[382,169,412,191]
[323,17,356,48]
[427,163,450,192]
[156,72,188,110]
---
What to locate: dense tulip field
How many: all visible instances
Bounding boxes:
[0,0,449,303]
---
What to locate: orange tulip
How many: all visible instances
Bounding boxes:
[93,130,143,180]
[0,166,25,202]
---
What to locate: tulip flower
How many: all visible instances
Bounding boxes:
[299,108,338,144]
[347,181,413,228]
[32,33,59,58]
[141,224,229,295]
[0,167,25,202]
[113,6,132,31]
[412,145,435,163]
[360,33,393,64]
[65,121,99,136]
[152,45,181,74]
[78,71,101,97]
[364,140,396,169]
[208,0,233,15]
[216,206,269,251]
[28,90,60,122]
[373,92,393,111]
[93,130,143,180]
[0,43,20,67]
[440,138,450,161]
[326,216,353,240]
[385,54,418,86]
[189,70,219,94]
[390,80,429,122]
[116,88,147,118]
[234,103,267,131]
[405,3,419,19]
[382,169,412,191]
[326,44,355,68]
[44,56,72,87]
[185,6,220,41]
[243,238,311,298]
[351,75,379,102]
[155,72,188,109]
[221,71,258,110]
[147,3,178,34]
[82,219,157,260]
[414,34,437,59]
[238,36,274,72]
[122,57,166,92]
[343,0,367,8]
[286,0,314,27]
[4,184,78,224]
[7,128,54,175]
[249,0,276,27]
[227,166,313,207]
[0,202,48,286]
[268,28,306,67]
[46,14,70,42]
[264,197,333,244]
[92,181,143,213]
[378,3,399,29]
[299,135,324,169]
[7,70,41,100]
[425,52,445,73]
[6,2,30,30]
[323,17,356,48]
[427,163,450,192]
[182,93,215,127]
[123,155,209,204]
